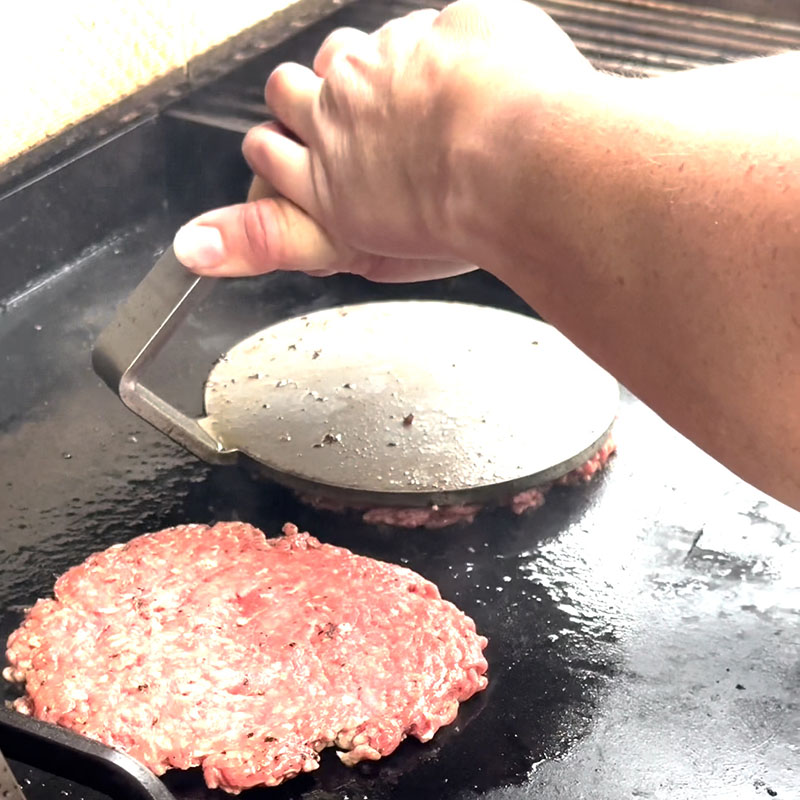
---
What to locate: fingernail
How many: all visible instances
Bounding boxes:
[173,225,225,269]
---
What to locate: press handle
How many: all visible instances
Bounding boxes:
[92,246,236,465]
[0,707,175,800]
[247,174,279,204]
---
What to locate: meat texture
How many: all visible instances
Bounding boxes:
[305,432,616,529]
[5,523,488,793]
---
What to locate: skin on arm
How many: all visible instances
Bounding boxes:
[465,52,800,508]
[173,0,800,508]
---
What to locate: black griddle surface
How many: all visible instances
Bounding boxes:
[2,221,799,800]
[2,0,800,795]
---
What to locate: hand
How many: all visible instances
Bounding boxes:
[174,169,474,283]
[173,0,595,280]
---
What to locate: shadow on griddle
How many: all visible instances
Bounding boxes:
[0,607,26,707]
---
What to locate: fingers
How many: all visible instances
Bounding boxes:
[264,62,321,143]
[242,123,320,218]
[173,197,345,277]
[313,10,437,78]
[313,27,370,77]
[172,195,476,282]
[172,196,476,281]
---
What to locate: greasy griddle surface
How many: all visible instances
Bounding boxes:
[2,224,799,800]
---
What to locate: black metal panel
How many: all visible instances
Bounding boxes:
[0,119,165,304]
[163,116,253,226]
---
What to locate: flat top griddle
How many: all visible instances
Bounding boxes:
[2,223,799,800]
[2,1,800,799]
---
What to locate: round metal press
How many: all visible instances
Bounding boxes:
[93,247,618,507]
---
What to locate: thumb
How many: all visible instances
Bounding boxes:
[172,196,350,277]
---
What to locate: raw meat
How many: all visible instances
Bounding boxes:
[304,432,616,529]
[555,434,617,486]
[4,522,488,793]
[362,504,484,529]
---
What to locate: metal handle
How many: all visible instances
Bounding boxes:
[248,174,275,202]
[0,743,26,800]
[0,707,175,800]
[92,246,236,465]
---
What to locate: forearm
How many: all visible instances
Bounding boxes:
[457,54,800,505]
[172,2,800,505]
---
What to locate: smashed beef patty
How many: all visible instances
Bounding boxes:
[4,522,488,794]
[306,432,617,529]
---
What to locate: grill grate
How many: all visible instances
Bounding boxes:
[540,0,800,74]
[166,0,800,134]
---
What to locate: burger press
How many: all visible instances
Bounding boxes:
[93,246,619,508]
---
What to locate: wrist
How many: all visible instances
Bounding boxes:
[444,68,627,282]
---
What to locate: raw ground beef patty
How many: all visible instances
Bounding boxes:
[306,433,617,529]
[4,523,488,793]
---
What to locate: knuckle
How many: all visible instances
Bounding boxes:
[315,27,366,74]
[240,202,274,266]
[264,73,280,110]
[241,125,277,174]
[315,32,337,65]
[264,63,294,107]
[321,27,351,50]
[241,126,261,158]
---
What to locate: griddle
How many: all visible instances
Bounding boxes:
[2,1,799,799]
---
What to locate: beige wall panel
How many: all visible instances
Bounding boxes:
[0,0,304,168]
[185,0,298,56]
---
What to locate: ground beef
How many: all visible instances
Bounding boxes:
[507,487,548,517]
[4,523,488,794]
[554,434,617,487]
[304,432,616,529]
[362,504,484,529]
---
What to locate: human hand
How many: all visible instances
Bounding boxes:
[173,0,595,280]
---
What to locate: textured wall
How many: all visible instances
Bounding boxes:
[0,0,299,168]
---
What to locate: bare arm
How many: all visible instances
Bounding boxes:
[458,52,800,506]
[172,1,800,507]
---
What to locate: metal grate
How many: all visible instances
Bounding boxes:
[165,0,800,132]
[540,0,800,75]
